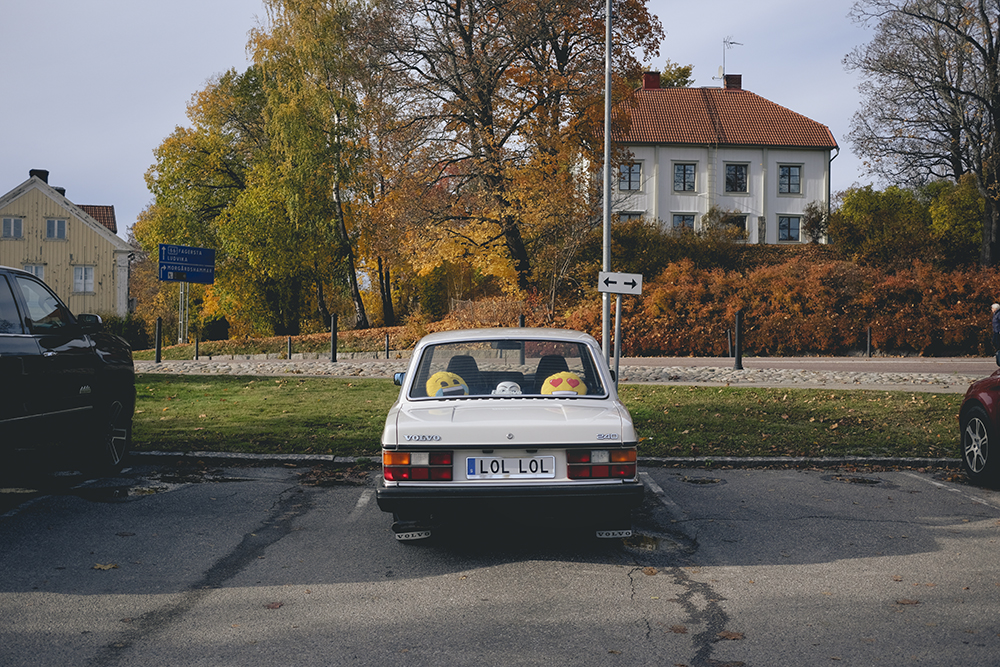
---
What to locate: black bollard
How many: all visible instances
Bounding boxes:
[330,314,338,363]
[155,317,162,364]
[734,309,744,371]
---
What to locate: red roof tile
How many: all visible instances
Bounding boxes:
[615,86,837,150]
[79,205,117,234]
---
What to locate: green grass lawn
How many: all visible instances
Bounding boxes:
[133,374,962,460]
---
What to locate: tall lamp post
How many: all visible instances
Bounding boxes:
[601,0,612,362]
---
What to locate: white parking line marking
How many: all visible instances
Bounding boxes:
[902,472,1000,511]
[347,489,373,522]
[640,471,684,518]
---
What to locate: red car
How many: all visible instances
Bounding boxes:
[959,372,1000,487]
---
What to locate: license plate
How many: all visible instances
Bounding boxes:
[466,456,556,479]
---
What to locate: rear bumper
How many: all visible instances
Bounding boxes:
[376,480,644,518]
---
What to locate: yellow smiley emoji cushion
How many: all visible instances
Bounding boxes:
[426,371,468,397]
[541,371,586,396]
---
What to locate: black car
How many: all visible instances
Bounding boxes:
[0,265,134,473]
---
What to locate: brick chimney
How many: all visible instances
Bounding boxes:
[724,74,743,90]
[642,71,661,90]
[29,169,49,183]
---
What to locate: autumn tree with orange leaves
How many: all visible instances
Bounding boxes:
[380,0,663,292]
[138,0,665,335]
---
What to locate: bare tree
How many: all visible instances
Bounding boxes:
[846,0,1000,266]
[380,0,662,291]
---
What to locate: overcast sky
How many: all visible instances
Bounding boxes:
[2,0,871,240]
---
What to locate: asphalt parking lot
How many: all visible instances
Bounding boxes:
[2,459,998,667]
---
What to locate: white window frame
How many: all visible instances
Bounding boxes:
[672,213,695,230]
[729,214,748,240]
[23,264,44,280]
[73,265,95,293]
[617,212,644,222]
[3,217,23,238]
[778,164,803,195]
[618,162,642,192]
[46,218,67,239]
[778,215,801,242]
[673,162,697,193]
[724,163,750,194]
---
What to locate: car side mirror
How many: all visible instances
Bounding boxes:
[393,372,406,386]
[77,313,103,334]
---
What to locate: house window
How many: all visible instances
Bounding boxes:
[617,212,644,222]
[730,215,748,237]
[672,214,695,230]
[46,219,67,239]
[74,266,95,293]
[779,165,801,194]
[23,264,44,280]
[619,163,642,191]
[725,164,748,193]
[2,217,22,238]
[779,216,801,242]
[674,163,696,192]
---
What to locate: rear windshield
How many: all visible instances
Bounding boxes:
[408,339,607,399]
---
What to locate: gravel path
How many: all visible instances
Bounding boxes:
[134,357,985,393]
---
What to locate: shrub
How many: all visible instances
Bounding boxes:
[562,258,1000,356]
[97,312,152,351]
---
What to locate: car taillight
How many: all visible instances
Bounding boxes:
[567,449,636,480]
[383,451,453,481]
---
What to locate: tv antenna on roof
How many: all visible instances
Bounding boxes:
[714,36,743,80]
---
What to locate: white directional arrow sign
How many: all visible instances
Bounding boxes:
[597,271,643,295]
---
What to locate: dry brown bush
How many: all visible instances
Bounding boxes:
[562,258,1000,356]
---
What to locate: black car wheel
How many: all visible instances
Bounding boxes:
[83,396,133,475]
[961,404,999,488]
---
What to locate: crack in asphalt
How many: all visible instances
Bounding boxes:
[668,566,736,667]
[87,484,315,667]
[628,472,745,666]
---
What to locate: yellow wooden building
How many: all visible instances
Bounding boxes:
[0,169,131,316]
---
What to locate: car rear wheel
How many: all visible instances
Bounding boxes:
[961,405,999,488]
[82,396,133,475]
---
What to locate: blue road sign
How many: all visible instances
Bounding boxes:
[158,244,215,284]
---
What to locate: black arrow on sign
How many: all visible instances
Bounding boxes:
[603,277,617,286]
[624,279,637,289]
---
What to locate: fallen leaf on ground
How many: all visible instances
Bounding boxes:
[93,563,118,570]
[265,602,283,609]
[718,631,744,640]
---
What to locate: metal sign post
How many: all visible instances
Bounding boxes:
[597,271,643,385]
[601,0,612,362]
[158,244,216,345]
[178,281,188,344]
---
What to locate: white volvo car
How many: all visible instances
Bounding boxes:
[376,328,643,541]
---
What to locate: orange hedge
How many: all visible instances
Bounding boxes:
[563,258,1000,357]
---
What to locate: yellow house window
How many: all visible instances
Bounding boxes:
[2,217,22,238]
[46,219,67,239]
[74,266,94,292]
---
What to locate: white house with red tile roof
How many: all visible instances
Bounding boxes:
[613,73,839,244]
[0,170,131,316]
